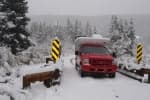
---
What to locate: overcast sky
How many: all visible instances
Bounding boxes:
[27,0,150,16]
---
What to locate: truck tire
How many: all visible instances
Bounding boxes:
[75,63,77,70]
[80,70,85,77]
[109,73,116,78]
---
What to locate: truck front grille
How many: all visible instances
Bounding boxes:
[90,59,112,65]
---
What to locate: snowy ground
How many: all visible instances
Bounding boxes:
[30,54,150,100]
[1,54,150,100]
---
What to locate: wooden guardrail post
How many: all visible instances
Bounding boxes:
[148,74,150,83]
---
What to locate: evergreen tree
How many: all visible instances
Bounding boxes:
[93,26,97,34]
[118,19,124,33]
[66,18,73,42]
[85,22,92,37]
[124,20,129,33]
[109,15,119,34]
[55,21,64,41]
[30,22,39,33]
[109,16,121,43]
[73,19,83,41]
[0,0,8,46]
[56,24,64,41]
[1,0,31,55]
[109,16,136,57]
[127,18,136,55]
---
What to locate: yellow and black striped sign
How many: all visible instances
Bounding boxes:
[51,39,61,62]
[136,43,143,64]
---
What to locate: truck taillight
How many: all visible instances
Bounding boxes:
[82,59,90,65]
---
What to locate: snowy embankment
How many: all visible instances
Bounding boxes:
[0,55,64,100]
[0,71,32,100]
[117,54,150,82]
[30,54,150,100]
[117,55,150,70]
[0,84,32,100]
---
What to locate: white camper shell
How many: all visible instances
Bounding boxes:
[75,34,110,51]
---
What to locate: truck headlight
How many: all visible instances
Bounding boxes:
[82,59,90,65]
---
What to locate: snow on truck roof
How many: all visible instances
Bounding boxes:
[75,34,110,50]
[75,34,110,45]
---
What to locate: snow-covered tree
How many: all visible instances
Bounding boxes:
[118,19,124,33]
[128,18,136,48]
[85,22,92,37]
[93,26,98,34]
[73,19,83,40]
[109,16,119,34]
[66,18,74,42]
[123,19,129,33]
[1,0,31,55]
[109,16,136,57]
[54,21,65,41]
[30,22,38,33]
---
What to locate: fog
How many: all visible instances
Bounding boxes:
[27,0,150,15]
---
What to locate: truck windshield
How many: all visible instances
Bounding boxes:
[80,46,109,54]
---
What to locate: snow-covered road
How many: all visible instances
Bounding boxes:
[29,55,150,100]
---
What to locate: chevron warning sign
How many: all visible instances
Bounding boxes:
[136,43,143,64]
[51,39,61,63]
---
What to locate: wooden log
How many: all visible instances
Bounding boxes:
[23,70,60,89]
[140,68,150,74]
[148,74,150,83]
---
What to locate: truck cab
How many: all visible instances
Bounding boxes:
[75,36,117,77]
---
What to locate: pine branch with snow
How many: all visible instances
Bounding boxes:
[0,0,31,55]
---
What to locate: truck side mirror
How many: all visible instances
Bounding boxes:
[75,51,79,55]
[112,52,117,58]
[75,51,81,55]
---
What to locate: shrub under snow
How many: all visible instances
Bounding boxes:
[0,47,17,75]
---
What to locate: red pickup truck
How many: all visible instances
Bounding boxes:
[75,36,117,78]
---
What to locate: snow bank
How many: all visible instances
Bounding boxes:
[20,57,64,76]
[0,47,17,75]
[0,61,60,100]
[14,46,50,66]
[117,54,150,70]
[0,67,32,100]
[0,84,32,100]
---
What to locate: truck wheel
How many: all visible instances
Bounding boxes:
[80,70,85,77]
[109,73,116,78]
